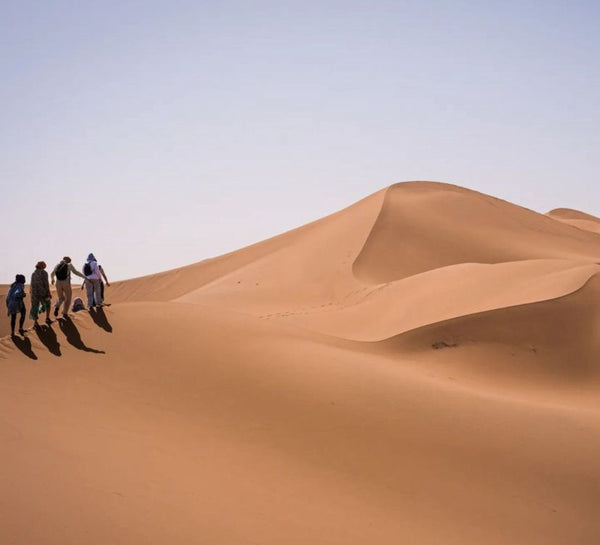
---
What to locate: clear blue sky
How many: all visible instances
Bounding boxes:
[2,1,599,282]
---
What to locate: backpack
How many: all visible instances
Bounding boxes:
[6,284,25,313]
[6,283,24,304]
[6,284,18,307]
[83,262,93,276]
[72,297,85,312]
[56,262,69,281]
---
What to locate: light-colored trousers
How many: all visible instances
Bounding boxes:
[85,278,102,307]
[54,280,72,314]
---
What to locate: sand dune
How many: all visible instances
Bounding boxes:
[548,207,600,224]
[386,271,600,387]
[547,208,600,235]
[281,259,600,341]
[355,183,600,283]
[2,181,600,545]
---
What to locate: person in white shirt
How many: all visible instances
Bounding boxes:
[83,253,110,309]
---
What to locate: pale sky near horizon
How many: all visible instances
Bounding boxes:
[1,1,599,283]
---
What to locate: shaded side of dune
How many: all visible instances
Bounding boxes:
[378,272,600,386]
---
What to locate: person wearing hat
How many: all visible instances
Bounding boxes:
[50,256,86,318]
[30,261,52,326]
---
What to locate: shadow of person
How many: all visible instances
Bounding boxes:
[11,335,38,360]
[89,307,113,333]
[34,323,61,356]
[58,317,105,354]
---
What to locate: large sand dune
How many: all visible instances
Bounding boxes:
[1,181,600,544]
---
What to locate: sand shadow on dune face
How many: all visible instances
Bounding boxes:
[383,273,600,383]
[58,317,105,354]
[11,335,38,360]
[89,307,112,333]
[34,324,61,356]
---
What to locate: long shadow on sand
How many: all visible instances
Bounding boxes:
[58,317,105,354]
[89,307,112,333]
[11,335,38,360]
[34,323,61,356]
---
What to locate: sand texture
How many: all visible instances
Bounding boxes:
[1,181,600,544]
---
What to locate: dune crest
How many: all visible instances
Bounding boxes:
[354,182,600,283]
[548,207,600,223]
[547,207,600,235]
[284,259,600,341]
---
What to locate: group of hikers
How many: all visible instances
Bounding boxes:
[5,253,109,337]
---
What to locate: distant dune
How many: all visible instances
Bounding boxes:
[2,181,599,545]
[547,207,600,235]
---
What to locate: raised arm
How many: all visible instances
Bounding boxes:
[69,263,86,280]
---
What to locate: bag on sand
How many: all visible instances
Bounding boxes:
[72,297,85,312]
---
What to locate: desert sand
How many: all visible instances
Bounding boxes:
[1,181,599,544]
[547,207,600,235]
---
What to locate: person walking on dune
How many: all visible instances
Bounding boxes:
[6,274,27,336]
[83,253,110,309]
[30,261,52,326]
[51,256,86,318]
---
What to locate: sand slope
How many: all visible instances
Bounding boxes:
[354,184,600,283]
[2,181,600,545]
[547,207,600,235]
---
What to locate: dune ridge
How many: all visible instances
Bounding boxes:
[547,208,600,235]
[548,207,600,223]
[2,181,600,545]
[354,183,600,284]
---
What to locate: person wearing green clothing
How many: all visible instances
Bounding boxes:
[30,261,52,326]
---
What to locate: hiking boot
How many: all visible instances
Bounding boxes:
[53,306,59,317]
[45,318,52,325]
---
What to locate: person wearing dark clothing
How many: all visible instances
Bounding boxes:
[30,261,52,326]
[6,274,27,336]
